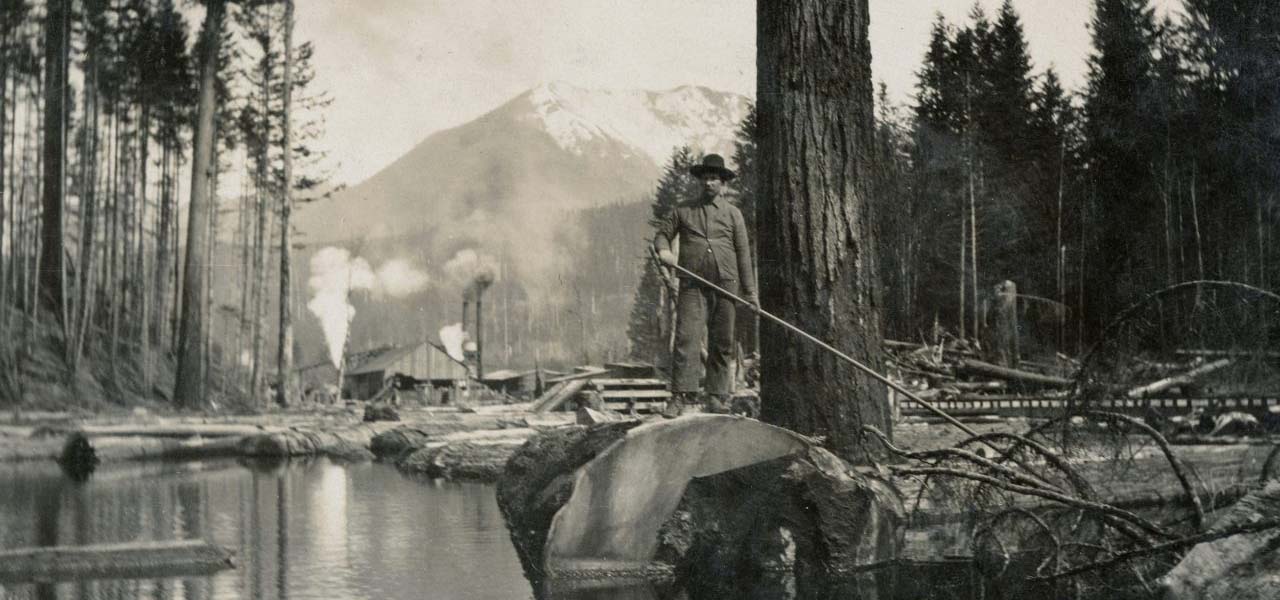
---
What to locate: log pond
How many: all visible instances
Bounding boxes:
[0,458,531,600]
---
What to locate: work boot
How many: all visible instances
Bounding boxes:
[662,392,692,419]
[730,395,760,419]
[703,394,730,414]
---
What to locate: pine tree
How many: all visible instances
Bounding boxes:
[625,147,696,365]
[758,0,888,462]
[1183,0,1280,287]
[982,0,1034,165]
[1082,0,1161,328]
[174,0,227,409]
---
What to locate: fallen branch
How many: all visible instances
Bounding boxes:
[890,466,1171,540]
[956,359,1073,389]
[1032,518,1280,581]
[1086,411,1205,531]
[955,431,1097,500]
[1126,358,1232,398]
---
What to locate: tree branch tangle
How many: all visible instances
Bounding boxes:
[758,0,887,463]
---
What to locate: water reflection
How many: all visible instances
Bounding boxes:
[0,458,532,600]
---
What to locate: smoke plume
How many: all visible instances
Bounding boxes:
[439,323,466,362]
[376,258,431,298]
[444,248,499,293]
[307,247,377,367]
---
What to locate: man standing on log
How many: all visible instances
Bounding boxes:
[655,154,758,417]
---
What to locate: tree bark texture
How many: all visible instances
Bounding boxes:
[276,0,297,407]
[39,0,69,323]
[174,0,226,409]
[756,0,888,464]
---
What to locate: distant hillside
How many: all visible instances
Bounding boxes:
[267,82,749,370]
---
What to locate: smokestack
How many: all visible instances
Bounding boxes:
[468,273,495,380]
[462,297,470,333]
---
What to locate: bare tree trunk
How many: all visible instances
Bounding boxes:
[757,0,888,463]
[969,158,978,339]
[205,142,220,392]
[237,150,250,388]
[40,0,70,328]
[958,196,967,339]
[1,42,10,319]
[276,0,296,407]
[174,0,226,410]
[137,103,150,388]
[1056,139,1066,351]
[1189,164,1205,287]
[108,105,122,368]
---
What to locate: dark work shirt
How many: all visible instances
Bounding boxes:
[654,195,756,298]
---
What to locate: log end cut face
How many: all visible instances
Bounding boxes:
[543,415,811,572]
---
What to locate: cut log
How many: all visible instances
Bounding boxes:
[83,435,245,461]
[1127,359,1233,398]
[237,422,404,460]
[69,424,288,438]
[956,358,1073,389]
[1160,480,1280,599]
[498,416,904,591]
[1175,349,1280,359]
[531,379,588,413]
[0,540,235,583]
[946,381,1006,392]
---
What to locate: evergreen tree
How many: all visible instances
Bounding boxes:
[1183,0,1280,287]
[625,147,696,364]
[1082,0,1161,329]
[982,0,1034,164]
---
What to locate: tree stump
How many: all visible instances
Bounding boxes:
[496,416,903,597]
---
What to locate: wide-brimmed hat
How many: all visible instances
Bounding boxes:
[690,154,736,180]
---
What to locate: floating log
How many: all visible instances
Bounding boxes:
[237,422,403,460]
[376,426,539,481]
[956,358,1073,389]
[61,433,246,465]
[64,423,289,439]
[0,540,235,583]
[1127,359,1233,398]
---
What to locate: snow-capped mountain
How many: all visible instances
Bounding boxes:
[297,82,751,244]
[524,81,751,167]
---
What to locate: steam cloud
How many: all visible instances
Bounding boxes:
[308,247,432,367]
[439,323,466,362]
[444,249,499,292]
[308,248,376,367]
[377,258,431,298]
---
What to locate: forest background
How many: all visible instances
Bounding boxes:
[0,0,1276,409]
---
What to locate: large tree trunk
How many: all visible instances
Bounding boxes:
[756,0,888,464]
[39,0,69,325]
[276,0,296,407]
[137,102,151,386]
[174,0,226,410]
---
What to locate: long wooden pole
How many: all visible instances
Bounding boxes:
[659,257,980,439]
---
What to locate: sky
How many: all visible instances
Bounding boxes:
[296,0,1181,186]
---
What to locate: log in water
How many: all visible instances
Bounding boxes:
[0,540,235,583]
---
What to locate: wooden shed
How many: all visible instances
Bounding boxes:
[343,342,471,401]
[481,369,542,399]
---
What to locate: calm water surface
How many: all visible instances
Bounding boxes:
[0,458,533,600]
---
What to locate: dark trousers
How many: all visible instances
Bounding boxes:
[673,280,736,395]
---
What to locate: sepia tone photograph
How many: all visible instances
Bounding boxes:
[1,0,1278,598]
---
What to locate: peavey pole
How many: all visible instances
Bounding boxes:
[651,252,982,439]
